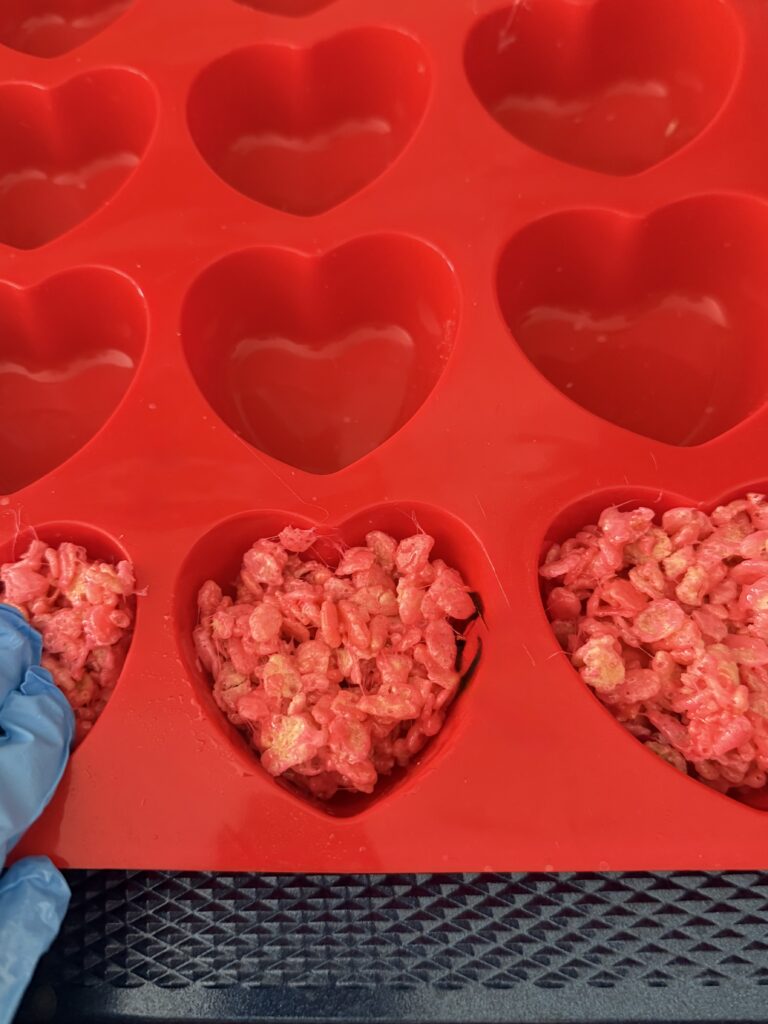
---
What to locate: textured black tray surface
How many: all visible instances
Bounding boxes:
[15,870,768,1023]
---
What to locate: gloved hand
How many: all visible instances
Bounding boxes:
[0,605,73,1024]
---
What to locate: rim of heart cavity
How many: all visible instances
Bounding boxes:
[0,267,146,494]
[186,28,431,215]
[497,195,768,447]
[465,0,741,175]
[180,236,459,474]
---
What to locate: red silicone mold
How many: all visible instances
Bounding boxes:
[7,0,768,872]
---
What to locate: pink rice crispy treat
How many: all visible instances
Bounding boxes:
[0,539,136,745]
[194,528,477,799]
[541,494,768,793]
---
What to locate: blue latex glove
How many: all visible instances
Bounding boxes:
[0,605,73,1024]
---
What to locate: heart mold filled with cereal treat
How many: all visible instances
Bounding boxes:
[0,268,146,494]
[186,28,430,215]
[498,196,768,447]
[540,487,768,811]
[181,237,459,474]
[176,505,486,816]
[465,0,740,175]
[0,522,137,748]
[0,68,155,249]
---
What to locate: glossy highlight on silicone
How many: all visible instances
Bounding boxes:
[235,0,337,15]
[0,0,133,57]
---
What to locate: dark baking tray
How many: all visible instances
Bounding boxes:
[14,870,768,1023]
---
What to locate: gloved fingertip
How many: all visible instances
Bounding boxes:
[0,605,28,629]
[0,856,71,909]
[0,606,43,707]
[20,665,74,726]
[0,857,69,1024]
[0,668,74,852]
[0,605,42,651]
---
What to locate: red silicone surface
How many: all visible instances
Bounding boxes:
[6,0,768,872]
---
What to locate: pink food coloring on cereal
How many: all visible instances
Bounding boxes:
[1,539,136,745]
[194,526,476,799]
[541,494,768,794]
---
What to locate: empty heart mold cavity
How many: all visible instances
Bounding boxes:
[0,68,156,249]
[0,268,146,493]
[540,486,768,812]
[181,236,459,473]
[187,28,430,215]
[465,0,740,175]
[497,196,768,446]
[236,0,336,15]
[0,1,133,57]
[175,503,486,816]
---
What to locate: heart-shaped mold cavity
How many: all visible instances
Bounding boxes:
[175,503,485,817]
[0,520,136,748]
[540,486,768,811]
[465,0,740,175]
[0,68,156,249]
[236,0,336,15]
[0,1,133,57]
[187,28,430,215]
[498,196,768,447]
[0,267,146,493]
[181,236,458,473]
